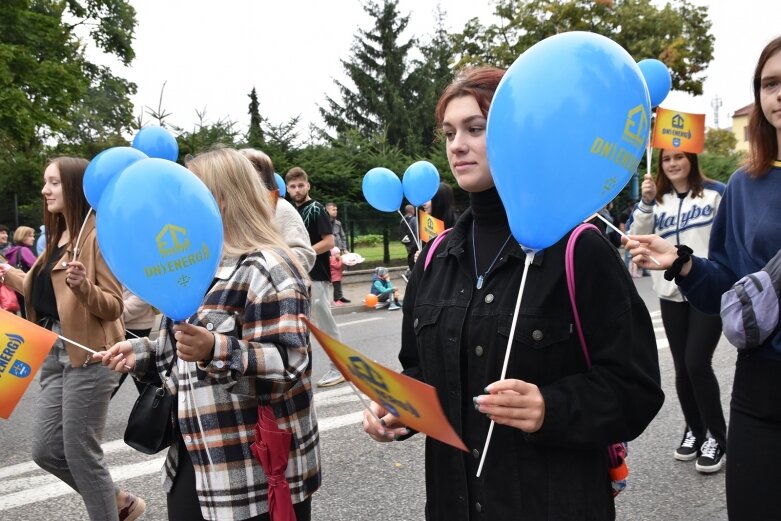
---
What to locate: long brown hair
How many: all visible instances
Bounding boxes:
[746,36,781,177]
[435,67,505,126]
[39,157,90,267]
[655,150,710,202]
[239,148,277,191]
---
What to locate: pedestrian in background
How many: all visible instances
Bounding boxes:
[330,246,348,305]
[628,150,726,473]
[626,35,781,520]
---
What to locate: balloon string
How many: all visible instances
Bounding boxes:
[476,250,534,477]
[72,207,93,261]
[397,210,421,252]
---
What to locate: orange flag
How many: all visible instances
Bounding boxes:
[0,309,58,418]
[418,210,445,243]
[651,107,706,154]
[305,319,467,451]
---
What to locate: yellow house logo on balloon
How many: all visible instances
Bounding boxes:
[143,224,212,284]
[157,224,191,257]
[622,104,649,149]
[589,104,649,177]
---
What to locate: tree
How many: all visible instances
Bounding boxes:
[319,0,421,152]
[247,87,264,148]
[453,0,715,96]
[176,109,241,163]
[705,127,738,156]
[0,0,137,227]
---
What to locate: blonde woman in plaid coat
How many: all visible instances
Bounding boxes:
[99,148,320,521]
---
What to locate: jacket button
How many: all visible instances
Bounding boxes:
[484,294,494,304]
[475,502,483,513]
[413,318,419,328]
[206,323,214,331]
[532,329,544,341]
[471,448,480,459]
[475,345,484,357]
[184,435,192,444]
[215,360,225,369]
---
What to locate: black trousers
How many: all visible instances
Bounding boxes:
[727,354,781,520]
[332,280,344,300]
[659,299,727,448]
[167,438,311,521]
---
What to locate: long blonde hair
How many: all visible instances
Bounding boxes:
[185,148,303,273]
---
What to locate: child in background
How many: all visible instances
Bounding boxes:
[330,247,348,305]
[371,267,401,310]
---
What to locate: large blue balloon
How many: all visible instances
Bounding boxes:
[132,126,179,161]
[96,159,223,321]
[362,168,403,212]
[83,147,148,208]
[487,31,651,251]
[274,172,286,197]
[637,59,672,108]
[402,161,440,206]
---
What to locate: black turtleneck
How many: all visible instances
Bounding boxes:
[469,187,513,276]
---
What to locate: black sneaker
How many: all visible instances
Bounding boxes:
[339,297,351,303]
[695,438,724,473]
[674,429,699,461]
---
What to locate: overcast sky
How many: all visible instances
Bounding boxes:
[95,1,779,139]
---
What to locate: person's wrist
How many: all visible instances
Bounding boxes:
[678,258,693,278]
[663,245,693,281]
[641,197,654,205]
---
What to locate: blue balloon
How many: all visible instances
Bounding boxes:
[402,161,440,206]
[637,59,672,108]
[96,158,223,321]
[487,31,651,251]
[132,126,179,161]
[274,172,286,197]
[83,147,148,208]
[362,168,403,212]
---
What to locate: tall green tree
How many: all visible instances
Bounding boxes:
[319,0,421,152]
[454,0,714,95]
[0,0,137,226]
[247,87,264,148]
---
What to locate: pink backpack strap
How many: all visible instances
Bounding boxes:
[423,229,452,271]
[565,223,601,368]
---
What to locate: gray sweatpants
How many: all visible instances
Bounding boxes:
[32,325,121,521]
[310,280,342,374]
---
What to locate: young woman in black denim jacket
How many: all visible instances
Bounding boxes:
[363,67,664,520]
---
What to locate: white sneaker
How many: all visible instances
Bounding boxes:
[388,303,401,311]
[317,368,345,387]
[375,301,390,309]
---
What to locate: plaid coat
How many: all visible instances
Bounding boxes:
[131,249,320,520]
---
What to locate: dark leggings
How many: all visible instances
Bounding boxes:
[167,438,311,521]
[660,299,726,448]
[727,354,781,520]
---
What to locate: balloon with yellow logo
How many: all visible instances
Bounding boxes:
[487,31,651,251]
[96,158,223,320]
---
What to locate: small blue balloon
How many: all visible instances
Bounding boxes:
[83,147,148,208]
[362,168,403,212]
[96,158,223,321]
[402,161,440,207]
[488,31,650,251]
[132,126,179,161]
[274,172,286,197]
[637,59,672,108]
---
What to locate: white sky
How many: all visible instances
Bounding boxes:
[94,0,779,138]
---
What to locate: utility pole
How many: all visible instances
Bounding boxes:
[711,95,723,128]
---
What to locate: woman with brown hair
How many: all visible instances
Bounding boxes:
[628,151,726,473]
[627,36,781,519]
[363,67,664,520]
[0,157,145,520]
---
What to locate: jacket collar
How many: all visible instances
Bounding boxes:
[214,252,250,280]
[438,208,546,267]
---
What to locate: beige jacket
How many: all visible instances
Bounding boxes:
[4,216,124,367]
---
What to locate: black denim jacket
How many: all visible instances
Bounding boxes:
[399,209,664,521]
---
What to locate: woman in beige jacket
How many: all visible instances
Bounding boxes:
[0,157,145,521]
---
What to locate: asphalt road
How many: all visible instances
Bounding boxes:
[0,277,735,520]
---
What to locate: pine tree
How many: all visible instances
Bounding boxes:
[247,87,264,147]
[319,0,419,153]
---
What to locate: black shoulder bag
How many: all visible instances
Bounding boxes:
[124,319,179,455]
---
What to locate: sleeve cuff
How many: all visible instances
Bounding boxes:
[197,333,229,372]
